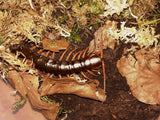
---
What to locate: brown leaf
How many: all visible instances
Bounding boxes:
[89,20,117,53]
[39,77,106,102]
[8,70,27,98]
[23,76,59,120]
[42,38,69,52]
[117,47,160,104]
[0,79,46,120]
[7,70,59,120]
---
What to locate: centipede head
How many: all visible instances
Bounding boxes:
[10,44,21,53]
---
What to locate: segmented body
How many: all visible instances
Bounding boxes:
[10,42,102,76]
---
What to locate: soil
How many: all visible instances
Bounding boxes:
[50,34,160,120]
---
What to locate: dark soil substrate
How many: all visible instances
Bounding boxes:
[50,39,160,120]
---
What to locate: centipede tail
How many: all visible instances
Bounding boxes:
[10,41,102,78]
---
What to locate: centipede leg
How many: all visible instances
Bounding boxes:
[65,48,77,78]
[81,47,89,58]
[80,71,91,80]
[87,70,97,76]
[71,50,83,61]
[30,46,37,50]
[45,51,50,57]
[44,73,50,80]
[71,50,85,80]
[75,48,95,80]
[81,47,98,77]
[51,52,55,59]
[77,49,85,59]
[37,49,43,54]
[66,48,77,61]
[59,46,71,61]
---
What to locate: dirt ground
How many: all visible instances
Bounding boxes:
[50,31,160,120]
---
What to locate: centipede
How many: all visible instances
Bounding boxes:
[10,41,102,80]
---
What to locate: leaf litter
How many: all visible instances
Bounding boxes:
[0,0,160,120]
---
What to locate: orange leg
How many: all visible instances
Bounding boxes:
[37,49,43,54]
[81,47,98,78]
[30,46,37,50]
[82,47,89,58]
[59,47,71,61]
[71,50,83,61]
[45,51,50,57]
[80,71,92,80]
[66,48,77,61]
[87,70,97,76]
[65,48,77,78]
[72,48,94,81]
[43,73,50,80]
[80,71,99,85]
[51,52,55,59]
[77,49,85,59]
[58,74,62,78]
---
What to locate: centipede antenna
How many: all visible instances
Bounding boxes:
[59,46,71,61]
[66,48,77,61]
[100,38,106,93]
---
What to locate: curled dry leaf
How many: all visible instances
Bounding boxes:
[89,20,117,53]
[22,75,59,120]
[8,71,27,98]
[117,47,160,104]
[39,78,106,102]
[7,70,59,120]
[42,38,69,52]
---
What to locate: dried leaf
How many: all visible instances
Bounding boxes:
[117,47,160,104]
[89,20,117,53]
[8,71,27,98]
[39,78,106,102]
[7,70,59,120]
[23,76,59,120]
[42,38,69,52]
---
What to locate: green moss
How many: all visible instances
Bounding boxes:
[58,100,72,116]
[0,36,4,45]
[70,22,83,43]
[12,97,26,111]
[40,96,56,105]
[79,0,104,15]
